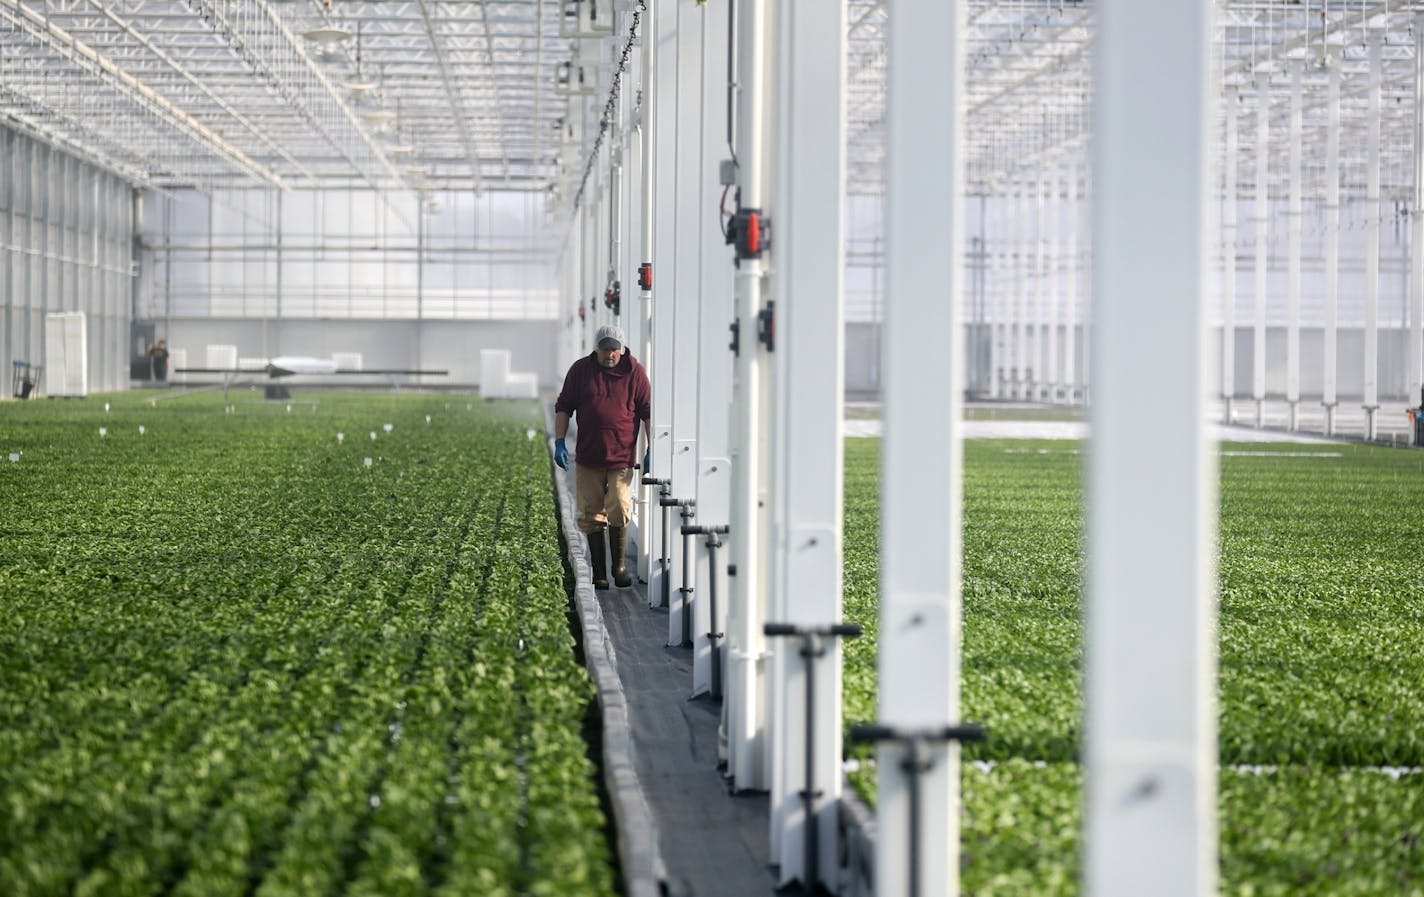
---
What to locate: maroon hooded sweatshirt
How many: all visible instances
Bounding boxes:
[555,351,651,469]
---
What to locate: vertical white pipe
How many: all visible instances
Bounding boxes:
[1253,75,1269,428]
[768,0,846,882]
[880,1,965,895]
[649,0,679,606]
[637,0,657,585]
[1414,16,1424,411]
[728,0,771,789]
[1081,162,1093,400]
[989,190,1003,399]
[1042,171,1053,401]
[1287,66,1303,430]
[1065,161,1079,401]
[1222,91,1238,423]
[668,0,704,646]
[1366,40,1382,438]
[1014,183,1028,398]
[1088,2,1218,896]
[692,0,734,700]
[1324,61,1340,433]
[1048,168,1061,402]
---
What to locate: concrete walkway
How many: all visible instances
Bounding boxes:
[551,445,784,897]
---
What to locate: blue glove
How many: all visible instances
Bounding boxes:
[555,438,569,470]
[642,448,650,473]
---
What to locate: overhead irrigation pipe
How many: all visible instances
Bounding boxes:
[683,525,731,696]
[763,622,864,894]
[850,723,988,897]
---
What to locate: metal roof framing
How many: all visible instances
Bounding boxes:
[2,0,1424,206]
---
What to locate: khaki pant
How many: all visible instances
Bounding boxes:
[574,463,636,534]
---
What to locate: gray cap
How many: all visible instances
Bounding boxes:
[595,324,625,351]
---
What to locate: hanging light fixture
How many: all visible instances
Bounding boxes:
[344,21,378,93]
[302,20,351,46]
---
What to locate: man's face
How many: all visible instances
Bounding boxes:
[596,345,622,368]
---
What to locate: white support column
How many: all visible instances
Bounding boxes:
[636,0,657,587]
[1047,169,1061,402]
[1324,61,1341,434]
[1081,162,1093,401]
[668,0,704,646]
[878,2,966,896]
[1365,40,1382,439]
[1088,3,1218,897]
[988,191,1003,399]
[649,0,678,609]
[727,0,774,791]
[1065,163,1079,402]
[692,1,733,699]
[1013,182,1028,399]
[768,0,846,886]
[1042,172,1053,404]
[1414,16,1424,412]
[1287,67,1303,431]
[1252,75,1269,428]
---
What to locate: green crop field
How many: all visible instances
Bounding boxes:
[0,392,616,897]
[842,438,1424,896]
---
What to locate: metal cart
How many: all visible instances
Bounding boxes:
[11,361,41,399]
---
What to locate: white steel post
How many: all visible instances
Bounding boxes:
[726,0,773,791]
[1365,40,1382,440]
[988,191,1003,399]
[1034,173,1048,401]
[1414,16,1424,412]
[877,2,966,896]
[692,1,733,699]
[668,0,703,647]
[1047,169,1061,402]
[1224,92,1236,424]
[649,0,678,608]
[1324,61,1340,434]
[1081,163,1093,401]
[1065,162,1079,401]
[1252,75,1269,429]
[768,0,846,885]
[1287,66,1303,431]
[636,0,657,586]
[1014,182,1028,399]
[1088,3,1218,897]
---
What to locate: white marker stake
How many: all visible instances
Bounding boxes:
[364,457,374,468]
[337,433,345,444]
[104,403,110,412]
[370,432,378,441]
[139,426,145,436]
[383,423,393,433]
[8,453,18,463]
[526,429,536,441]
[426,415,431,424]
[98,428,107,437]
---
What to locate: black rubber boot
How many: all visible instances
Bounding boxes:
[609,526,632,588]
[588,530,609,589]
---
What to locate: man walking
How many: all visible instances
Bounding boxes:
[554,324,651,589]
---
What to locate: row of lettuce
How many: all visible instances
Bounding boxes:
[842,438,1424,896]
[0,393,616,897]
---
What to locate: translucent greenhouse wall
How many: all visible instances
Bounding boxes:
[841,190,1422,403]
[0,124,133,396]
[138,188,563,387]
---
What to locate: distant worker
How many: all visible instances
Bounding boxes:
[148,340,170,383]
[554,324,651,590]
